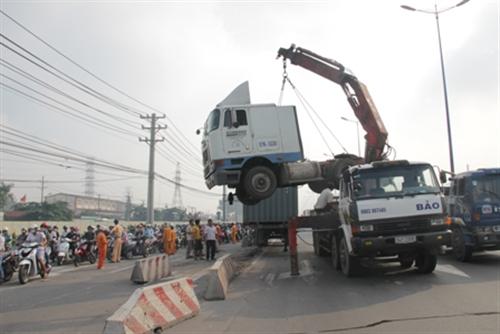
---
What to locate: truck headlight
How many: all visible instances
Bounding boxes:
[430,218,445,226]
[360,224,374,232]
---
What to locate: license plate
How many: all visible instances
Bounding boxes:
[395,235,416,244]
[493,225,500,232]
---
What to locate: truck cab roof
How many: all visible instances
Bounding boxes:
[452,168,500,179]
[347,160,430,174]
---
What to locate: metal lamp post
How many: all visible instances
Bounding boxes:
[341,116,361,157]
[401,0,470,173]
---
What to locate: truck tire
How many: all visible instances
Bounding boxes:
[339,235,360,277]
[323,155,362,189]
[415,252,437,274]
[331,235,341,271]
[236,186,260,205]
[452,227,473,262]
[242,166,277,200]
[313,232,328,257]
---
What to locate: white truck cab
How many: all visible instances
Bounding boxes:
[201,82,304,204]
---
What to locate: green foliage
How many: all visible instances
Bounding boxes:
[0,182,14,210]
[11,201,73,221]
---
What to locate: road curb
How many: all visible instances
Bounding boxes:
[130,255,171,284]
[103,277,200,334]
[204,254,237,301]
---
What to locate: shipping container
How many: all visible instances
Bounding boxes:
[242,187,298,246]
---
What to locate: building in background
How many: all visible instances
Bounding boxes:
[45,193,126,219]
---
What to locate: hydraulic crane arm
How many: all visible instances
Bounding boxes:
[277,44,388,162]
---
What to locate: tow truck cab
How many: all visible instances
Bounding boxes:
[338,160,450,258]
[445,168,500,261]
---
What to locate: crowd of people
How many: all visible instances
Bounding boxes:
[0,219,243,281]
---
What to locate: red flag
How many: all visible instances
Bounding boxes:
[20,195,27,203]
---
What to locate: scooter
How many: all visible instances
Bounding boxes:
[17,242,46,284]
[1,250,18,283]
[73,239,96,267]
[57,238,72,265]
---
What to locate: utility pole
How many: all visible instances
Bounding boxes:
[40,176,45,203]
[222,185,226,223]
[140,113,166,225]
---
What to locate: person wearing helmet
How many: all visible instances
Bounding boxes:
[26,225,50,276]
[1,227,11,250]
[16,228,28,247]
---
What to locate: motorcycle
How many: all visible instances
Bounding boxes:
[17,242,48,284]
[57,238,73,265]
[73,239,97,267]
[1,250,18,283]
[130,236,153,258]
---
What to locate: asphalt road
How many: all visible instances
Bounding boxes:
[171,232,500,334]
[0,242,245,334]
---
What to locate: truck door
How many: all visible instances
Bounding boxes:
[221,108,253,156]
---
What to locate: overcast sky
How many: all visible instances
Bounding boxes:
[0,0,498,214]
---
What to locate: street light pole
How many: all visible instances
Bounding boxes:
[341,116,361,157]
[401,0,470,174]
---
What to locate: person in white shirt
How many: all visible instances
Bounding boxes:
[203,219,217,261]
[185,220,194,259]
[314,186,335,210]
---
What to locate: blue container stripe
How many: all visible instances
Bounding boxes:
[222,152,303,169]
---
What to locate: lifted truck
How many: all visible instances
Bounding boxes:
[303,160,451,277]
[200,44,388,205]
[441,168,500,261]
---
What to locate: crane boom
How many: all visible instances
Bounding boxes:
[277,44,388,162]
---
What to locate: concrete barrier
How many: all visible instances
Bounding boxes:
[204,254,237,301]
[103,277,200,334]
[130,255,171,284]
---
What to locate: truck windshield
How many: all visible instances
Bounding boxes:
[352,164,440,199]
[206,109,221,133]
[470,175,500,202]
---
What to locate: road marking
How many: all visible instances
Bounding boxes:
[264,273,276,286]
[108,264,135,274]
[435,264,471,278]
[277,259,315,280]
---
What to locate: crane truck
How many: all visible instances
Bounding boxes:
[200,45,450,274]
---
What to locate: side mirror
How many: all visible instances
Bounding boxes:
[439,171,447,183]
[232,122,240,129]
[228,192,234,205]
[353,182,363,193]
[196,129,201,135]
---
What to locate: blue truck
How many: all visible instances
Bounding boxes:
[442,168,500,261]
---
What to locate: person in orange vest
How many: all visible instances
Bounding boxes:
[231,223,238,244]
[162,224,170,255]
[167,225,177,255]
[96,226,108,269]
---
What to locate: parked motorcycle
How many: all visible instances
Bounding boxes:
[73,239,96,267]
[17,242,47,284]
[57,238,73,265]
[1,250,18,283]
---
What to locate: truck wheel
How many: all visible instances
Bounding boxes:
[339,235,360,277]
[331,235,341,270]
[415,252,437,274]
[243,166,277,200]
[236,186,260,205]
[452,227,473,262]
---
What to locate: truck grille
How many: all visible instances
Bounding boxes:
[374,219,430,235]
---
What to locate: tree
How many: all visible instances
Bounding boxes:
[0,182,14,210]
[10,201,73,221]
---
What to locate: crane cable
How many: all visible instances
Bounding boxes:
[278,61,348,156]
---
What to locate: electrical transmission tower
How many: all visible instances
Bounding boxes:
[85,160,95,196]
[172,162,183,208]
[140,113,166,225]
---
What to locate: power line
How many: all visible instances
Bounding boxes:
[0,59,141,128]
[0,10,201,157]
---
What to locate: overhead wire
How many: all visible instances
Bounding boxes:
[0,12,202,158]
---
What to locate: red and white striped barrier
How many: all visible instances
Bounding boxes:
[103,277,200,334]
[130,255,171,284]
